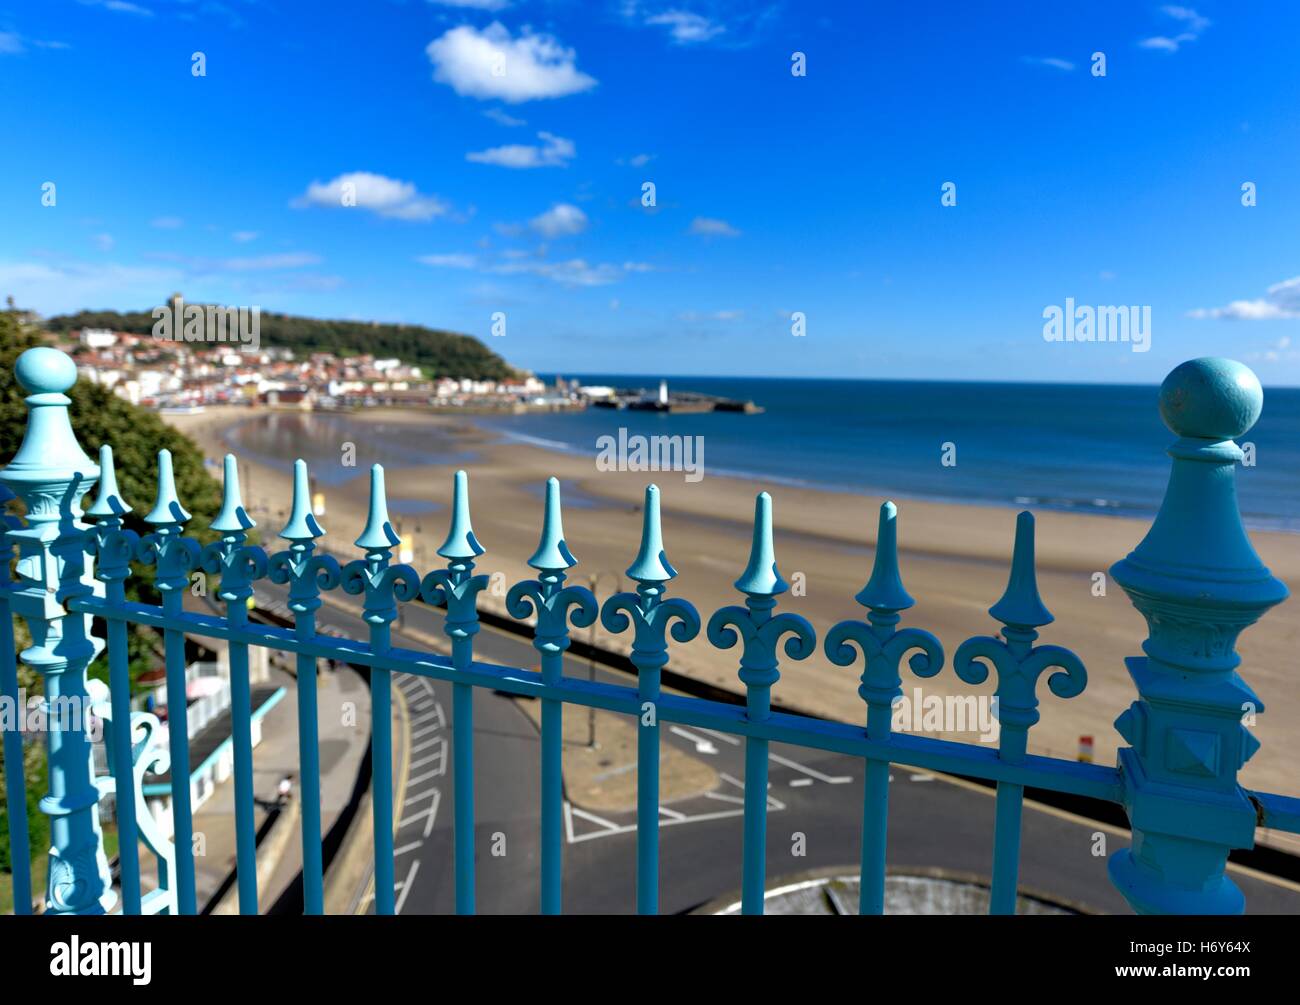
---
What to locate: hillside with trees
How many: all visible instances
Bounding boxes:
[44,306,518,380]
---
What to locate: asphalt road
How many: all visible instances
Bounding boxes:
[252,581,1300,915]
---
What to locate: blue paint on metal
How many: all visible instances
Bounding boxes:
[508,479,597,914]
[825,501,944,914]
[421,470,490,914]
[1107,358,1289,915]
[602,485,700,914]
[708,493,815,914]
[3,347,1297,917]
[270,458,335,914]
[0,479,33,914]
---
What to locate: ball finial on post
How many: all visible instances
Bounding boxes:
[1158,357,1263,441]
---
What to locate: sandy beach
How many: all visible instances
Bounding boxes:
[162,405,1300,814]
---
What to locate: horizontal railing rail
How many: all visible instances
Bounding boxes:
[0,348,1293,916]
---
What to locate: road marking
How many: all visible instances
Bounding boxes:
[411,736,445,754]
[911,772,935,782]
[399,789,442,837]
[703,790,746,806]
[569,805,622,832]
[767,750,852,784]
[407,767,445,787]
[669,725,719,755]
[409,751,444,771]
[789,778,813,788]
[394,840,423,858]
[411,721,443,740]
[394,860,420,915]
[658,806,687,821]
[697,727,741,746]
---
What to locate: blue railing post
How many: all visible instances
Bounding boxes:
[953,512,1086,914]
[269,459,341,915]
[707,492,816,915]
[139,447,201,913]
[506,478,597,914]
[1108,358,1289,914]
[601,485,701,915]
[824,501,944,914]
[419,470,490,915]
[342,464,420,914]
[85,444,143,915]
[200,455,268,914]
[0,347,114,914]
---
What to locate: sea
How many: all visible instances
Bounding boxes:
[224,376,1300,534]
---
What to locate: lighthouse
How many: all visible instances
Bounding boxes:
[658,379,668,406]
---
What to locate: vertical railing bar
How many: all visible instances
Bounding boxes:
[740,730,770,914]
[295,623,324,914]
[370,630,395,914]
[539,655,563,914]
[105,614,141,914]
[226,627,258,913]
[636,660,660,914]
[162,600,197,914]
[451,673,474,914]
[990,782,1025,914]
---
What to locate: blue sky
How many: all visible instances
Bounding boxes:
[2,0,1299,383]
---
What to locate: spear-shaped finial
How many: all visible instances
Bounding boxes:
[438,470,485,560]
[988,511,1053,629]
[86,444,131,519]
[734,492,786,596]
[355,464,400,551]
[143,449,191,525]
[527,477,577,571]
[280,459,324,541]
[855,501,914,612]
[625,484,676,583]
[210,454,255,533]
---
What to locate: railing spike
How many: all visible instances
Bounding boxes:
[527,476,576,571]
[280,458,324,541]
[626,484,675,583]
[438,469,485,560]
[988,510,1053,629]
[143,448,191,525]
[355,463,399,550]
[854,500,914,613]
[86,444,131,519]
[210,454,254,533]
[734,491,786,596]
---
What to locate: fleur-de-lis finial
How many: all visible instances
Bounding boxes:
[825,501,944,734]
[508,478,597,650]
[707,492,816,714]
[201,455,267,612]
[86,444,130,522]
[86,445,138,586]
[953,511,1086,758]
[269,459,341,614]
[600,484,700,916]
[342,464,420,625]
[136,449,199,594]
[420,470,490,641]
[438,469,485,561]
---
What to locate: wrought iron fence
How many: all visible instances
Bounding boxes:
[1,346,1296,915]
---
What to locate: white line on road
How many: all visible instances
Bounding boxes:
[789,778,813,787]
[697,727,741,746]
[658,806,687,821]
[767,751,852,784]
[395,860,420,914]
[394,840,424,858]
[669,725,719,754]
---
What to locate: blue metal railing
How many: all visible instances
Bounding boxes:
[0,348,1294,915]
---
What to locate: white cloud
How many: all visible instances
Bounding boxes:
[484,107,526,127]
[1188,276,1300,320]
[425,22,596,103]
[231,231,259,242]
[151,216,183,229]
[0,32,24,54]
[1140,5,1209,52]
[93,233,115,252]
[645,10,725,44]
[689,216,740,238]
[680,309,743,321]
[628,153,653,166]
[293,171,449,221]
[427,0,510,9]
[529,203,587,238]
[418,253,479,269]
[79,0,153,15]
[466,131,574,169]
[1023,56,1074,71]
[0,260,182,315]
[221,253,321,271]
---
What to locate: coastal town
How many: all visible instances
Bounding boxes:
[66,325,559,412]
